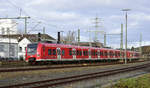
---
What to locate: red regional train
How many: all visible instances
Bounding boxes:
[25,42,140,63]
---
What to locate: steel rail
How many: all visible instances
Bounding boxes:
[0,61,144,73]
[0,62,149,88]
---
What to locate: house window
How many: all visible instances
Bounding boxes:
[25,47,27,51]
[0,45,4,52]
[19,47,22,52]
[1,28,5,34]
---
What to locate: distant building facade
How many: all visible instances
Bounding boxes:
[0,34,56,60]
[0,19,18,35]
[0,38,18,60]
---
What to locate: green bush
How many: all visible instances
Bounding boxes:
[109,74,150,88]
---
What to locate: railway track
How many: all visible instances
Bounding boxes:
[1,62,150,88]
[0,61,144,73]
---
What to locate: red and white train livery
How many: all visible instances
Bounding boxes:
[25,42,140,62]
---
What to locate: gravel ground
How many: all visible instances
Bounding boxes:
[0,61,150,87]
[59,67,150,88]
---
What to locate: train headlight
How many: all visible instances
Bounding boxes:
[37,52,40,57]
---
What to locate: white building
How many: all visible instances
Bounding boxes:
[0,19,18,35]
[0,37,18,60]
[18,37,31,60]
[0,34,56,60]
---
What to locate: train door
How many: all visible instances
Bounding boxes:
[57,48,61,60]
[72,49,76,60]
[88,49,91,59]
[98,50,100,59]
[108,50,110,59]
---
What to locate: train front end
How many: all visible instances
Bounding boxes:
[25,43,41,63]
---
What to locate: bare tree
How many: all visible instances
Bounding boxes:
[18,29,24,34]
[63,30,76,44]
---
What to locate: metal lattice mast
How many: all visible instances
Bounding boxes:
[94,16,100,42]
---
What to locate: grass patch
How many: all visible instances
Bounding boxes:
[107,74,150,88]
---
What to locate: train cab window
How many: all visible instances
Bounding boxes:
[53,49,56,55]
[48,49,52,55]
[27,44,37,55]
[69,48,72,56]
[62,50,65,56]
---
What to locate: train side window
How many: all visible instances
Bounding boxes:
[105,51,107,56]
[93,51,95,56]
[109,51,112,56]
[83,51,86,56]
[69,48,72,56]
[72,49,76,55]
[110,52,112,56]
[95,51,98,56]
[48,49,52,55]
[100,51,103,56]
[62,50,65,56]
[91,51,93,56]
[80,50,82,56]
[88,50,91,56]
[57,48,61,55]
[77,50,79,56]
[118,52,120,56]
[53,49,56,55]
[43,46,45,52]
[115,52,117,57]
[86,51,88,56]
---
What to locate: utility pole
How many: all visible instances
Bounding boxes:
[43,27,45,34]
[120,23,123,59]
[0,16,30,34]
[104,32,106,47]
[22,16,30,34]
[122,9,131,64]
[120,23,123,50]
[43,27,45,40]
[7,28,10,59]
[78,29,80,45]
[139,33,142,58]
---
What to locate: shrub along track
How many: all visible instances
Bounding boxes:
[0,61,150,88]
[0,60,144,73]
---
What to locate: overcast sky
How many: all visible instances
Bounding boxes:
[0,0,150,48]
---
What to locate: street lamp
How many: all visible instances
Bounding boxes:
[121,9,131,64]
